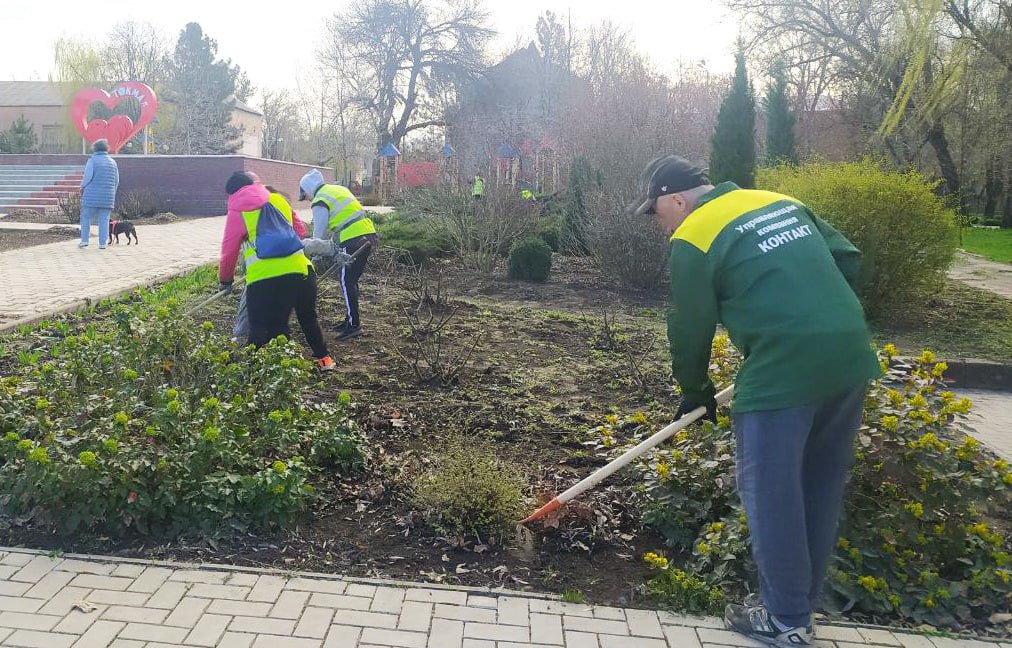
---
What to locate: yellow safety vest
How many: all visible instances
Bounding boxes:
[241,193,312,285]
[313,184,376,243]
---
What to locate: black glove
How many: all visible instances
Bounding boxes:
[677,395,718,424]
[218,280,233,294]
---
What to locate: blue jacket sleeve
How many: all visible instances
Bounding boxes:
[81,158,95,189]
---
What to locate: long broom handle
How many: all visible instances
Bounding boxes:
[521,384,735,523]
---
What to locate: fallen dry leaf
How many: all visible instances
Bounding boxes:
[72,600,97,613]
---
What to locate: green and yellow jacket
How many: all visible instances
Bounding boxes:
[667,182,881,413]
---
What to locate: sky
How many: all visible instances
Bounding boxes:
[1,0,741,93]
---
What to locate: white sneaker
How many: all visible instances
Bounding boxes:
[78,242,88,248]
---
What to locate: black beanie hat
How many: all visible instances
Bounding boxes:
[225,171,256,195]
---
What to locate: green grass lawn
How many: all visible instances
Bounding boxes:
[958,227,1012,263]
[873,279,1012,362]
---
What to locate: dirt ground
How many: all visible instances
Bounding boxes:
[0,227,79,252]
[0,252,687,607]
[0,210,201,226]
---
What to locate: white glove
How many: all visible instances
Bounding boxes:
[302,238,334,257]
[334,249,354,267]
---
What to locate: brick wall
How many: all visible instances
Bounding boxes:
[0,155,334,215]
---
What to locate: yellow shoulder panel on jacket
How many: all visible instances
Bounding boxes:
[671,189,791,252]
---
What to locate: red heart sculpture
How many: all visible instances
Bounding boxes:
[71,82,158,153]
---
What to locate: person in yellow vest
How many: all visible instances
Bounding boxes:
[472,173,485,200]
[219,171,335,370]
[299,169,379,341]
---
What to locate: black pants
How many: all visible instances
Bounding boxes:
[339,234,377,327]
[246,269,329,359]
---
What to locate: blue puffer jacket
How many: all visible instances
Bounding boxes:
[80,151,119,209]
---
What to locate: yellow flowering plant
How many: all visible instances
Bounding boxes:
[832,349,1011,626]
[625,341,1010,629]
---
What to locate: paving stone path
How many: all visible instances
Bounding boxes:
[949,252,1012,300]
[0,206,396,332]
[0,549,1006,648]
[959,390,1012,460]
[0,217,226,332]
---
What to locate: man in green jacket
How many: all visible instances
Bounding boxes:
[633,155,881,647]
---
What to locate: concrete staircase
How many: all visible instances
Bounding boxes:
[0,165,84,217]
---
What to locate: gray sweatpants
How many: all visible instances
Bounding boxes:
[733,382,867,627]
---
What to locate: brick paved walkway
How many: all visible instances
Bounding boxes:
[0,549,1005,648]
[0,217,225,332]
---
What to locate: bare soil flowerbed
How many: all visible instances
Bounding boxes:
[0,254,678,607]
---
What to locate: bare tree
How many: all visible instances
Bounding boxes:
[728,0,964,197]
[943,0,1012,73]
[106,22,168,86]
[317,38,376,183]
[324,0,493,149]
[260,90,298,160]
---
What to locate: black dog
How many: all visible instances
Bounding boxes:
[109,220,138,245]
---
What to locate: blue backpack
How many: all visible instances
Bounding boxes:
[254,201,304,259]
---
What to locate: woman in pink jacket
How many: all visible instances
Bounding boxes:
[218,171,334,371]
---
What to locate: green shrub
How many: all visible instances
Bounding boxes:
[410,443,527,543]
[758,161,957,319]
[508,237,553,282]
[0,303,362,536]
[538,220,562,252]
[560,157,602,254]
[377,215,452,266]
[630,337,1011,628]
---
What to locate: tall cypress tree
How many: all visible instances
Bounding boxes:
[763,61,798,165]
[710,50,756,188]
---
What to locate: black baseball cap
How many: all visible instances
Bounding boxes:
[633,156,709,216]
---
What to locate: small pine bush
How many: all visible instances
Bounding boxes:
[411,444,527,542]
[508,237,553,282]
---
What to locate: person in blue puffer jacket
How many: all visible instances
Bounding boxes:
[78,139,120,249]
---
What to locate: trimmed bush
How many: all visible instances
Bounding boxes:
[508,237,553,282]
[758,161,957,319]
[630,337,1011,629]
[410,443,527,543]
[0,303,362,536]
